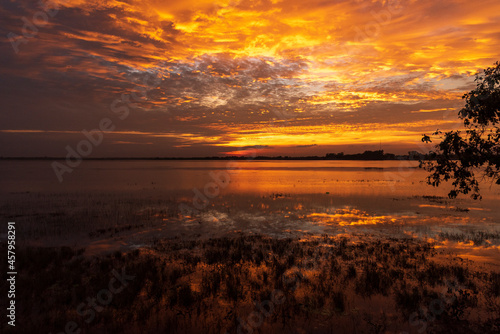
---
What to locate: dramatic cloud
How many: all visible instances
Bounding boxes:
[1,0,499,156]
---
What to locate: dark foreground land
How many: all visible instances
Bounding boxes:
[1,235,499,334]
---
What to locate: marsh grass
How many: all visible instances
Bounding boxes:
[1,235,499,333]
[0,191,181,239]
[438,231,500,246]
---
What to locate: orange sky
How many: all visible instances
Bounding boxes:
[1,0,500,156]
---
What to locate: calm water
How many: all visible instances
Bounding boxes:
[1,160,499,261]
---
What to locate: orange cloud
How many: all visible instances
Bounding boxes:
[1,0,500,156]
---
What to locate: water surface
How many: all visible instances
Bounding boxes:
[1,160,499,262]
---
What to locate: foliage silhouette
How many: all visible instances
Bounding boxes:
[421,61,500,199]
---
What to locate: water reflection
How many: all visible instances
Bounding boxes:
[1,160,499,262]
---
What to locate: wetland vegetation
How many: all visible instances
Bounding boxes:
[1,235,499,333]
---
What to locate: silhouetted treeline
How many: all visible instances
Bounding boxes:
[325,150,429,160]
[0,150,432,161]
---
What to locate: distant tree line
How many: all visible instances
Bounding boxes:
[0,150,434,161]
[325,150,426,161]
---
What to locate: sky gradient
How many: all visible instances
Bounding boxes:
[1,0,500,157]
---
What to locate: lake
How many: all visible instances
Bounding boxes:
[1,159,499,262]
[2,159,500,334]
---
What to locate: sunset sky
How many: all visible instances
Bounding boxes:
[1,0,500,157]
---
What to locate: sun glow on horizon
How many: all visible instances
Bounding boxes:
[1,0,499,156]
